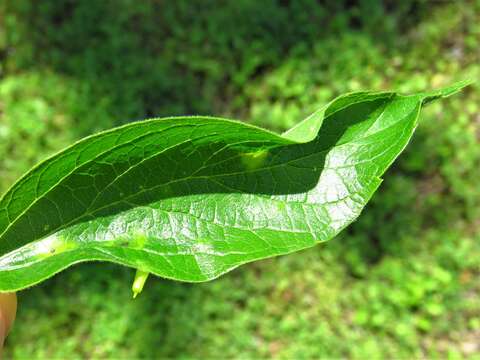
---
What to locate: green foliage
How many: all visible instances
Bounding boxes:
[0,72,115,193]
[0,86,465,291]
[3,0,428,121]
[1,0,479,358]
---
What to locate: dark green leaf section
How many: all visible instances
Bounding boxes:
[0,82,470,291]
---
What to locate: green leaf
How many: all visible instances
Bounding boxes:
[0,82,470,291]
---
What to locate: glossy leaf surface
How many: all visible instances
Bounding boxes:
[0,82,470,291]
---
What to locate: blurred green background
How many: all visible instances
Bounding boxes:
[1,0,479,358]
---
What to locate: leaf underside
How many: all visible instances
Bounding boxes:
[0,82,470,291]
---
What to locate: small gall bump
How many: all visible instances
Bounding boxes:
[240,149,269,171]
[132,269,150,299]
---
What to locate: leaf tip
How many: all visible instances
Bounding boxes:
[421,79,474,105]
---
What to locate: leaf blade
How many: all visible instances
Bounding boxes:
[0,84,470,291]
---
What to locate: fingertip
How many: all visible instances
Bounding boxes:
[0,312,5,348]
[0,293,17,336]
